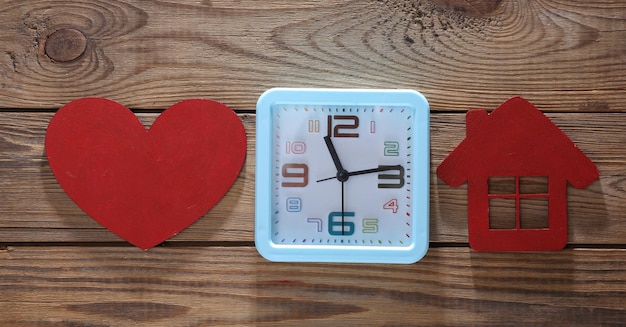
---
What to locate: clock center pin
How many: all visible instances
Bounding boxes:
[337,170,349,182]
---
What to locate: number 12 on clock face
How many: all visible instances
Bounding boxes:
[255,88,430,264]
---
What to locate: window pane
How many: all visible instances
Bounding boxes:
[520,176,548,194]
[489,198,516,229]
[489,176,516,194]
[520,198,549,229]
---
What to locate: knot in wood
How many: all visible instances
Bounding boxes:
[44,28,88,62]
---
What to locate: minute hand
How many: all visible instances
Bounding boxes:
[324,136,344,173]
[316,165,403,182]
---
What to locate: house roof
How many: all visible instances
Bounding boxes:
[437,96,599,188]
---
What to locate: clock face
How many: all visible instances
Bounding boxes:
[256,89,429,263]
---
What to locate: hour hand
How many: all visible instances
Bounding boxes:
[316,165,402,182]
[347,165,403,177]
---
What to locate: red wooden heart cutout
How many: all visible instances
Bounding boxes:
[46,98,247,250]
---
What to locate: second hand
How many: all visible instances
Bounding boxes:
[341,180,345,235]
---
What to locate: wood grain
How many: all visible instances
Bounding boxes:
[1,1,624,325]
[0,112,624,244]
[1,246,624,326]
[0,0,623,111]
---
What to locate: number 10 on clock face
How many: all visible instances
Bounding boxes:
[255,89,430,263]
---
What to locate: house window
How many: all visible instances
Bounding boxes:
[488,176,549,230]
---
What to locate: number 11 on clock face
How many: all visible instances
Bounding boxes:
[255,88,430,264]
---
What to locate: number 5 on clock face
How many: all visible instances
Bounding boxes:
[255,88,430,264]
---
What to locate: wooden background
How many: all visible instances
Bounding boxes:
[1,0,624,325]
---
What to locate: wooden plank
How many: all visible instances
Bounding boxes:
[1,246,624,326]
[0,0,624,111]
[0,113,257,242]
[1,112,624,244]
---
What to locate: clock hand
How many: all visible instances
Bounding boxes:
[323,135,349,182]
[324,136,344,172]
[316,165,403,182]
[346,165,403,177]
[324,135,349,234]
[341,180,346,235]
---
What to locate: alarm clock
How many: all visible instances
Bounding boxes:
[255,88,430,263]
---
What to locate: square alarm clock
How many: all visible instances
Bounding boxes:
[255,88,430,263]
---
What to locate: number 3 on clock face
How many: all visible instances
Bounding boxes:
[255,88,430,264]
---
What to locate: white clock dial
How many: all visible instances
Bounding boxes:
[272,106,414,246]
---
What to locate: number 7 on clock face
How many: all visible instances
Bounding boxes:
[255,88,430,264]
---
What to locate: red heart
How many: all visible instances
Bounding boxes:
[45,98,247,250]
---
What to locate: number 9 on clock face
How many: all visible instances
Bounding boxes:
[255,88,430,263]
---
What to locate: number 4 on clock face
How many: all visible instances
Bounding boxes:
[255,88,430,264]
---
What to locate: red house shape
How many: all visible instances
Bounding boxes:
[437,97,599,251]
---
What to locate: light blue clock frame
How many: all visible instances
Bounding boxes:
[255,88,430,264]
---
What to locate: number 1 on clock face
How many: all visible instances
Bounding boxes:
[272,106,414,246]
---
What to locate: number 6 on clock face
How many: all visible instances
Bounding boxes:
[255,88,430,264]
